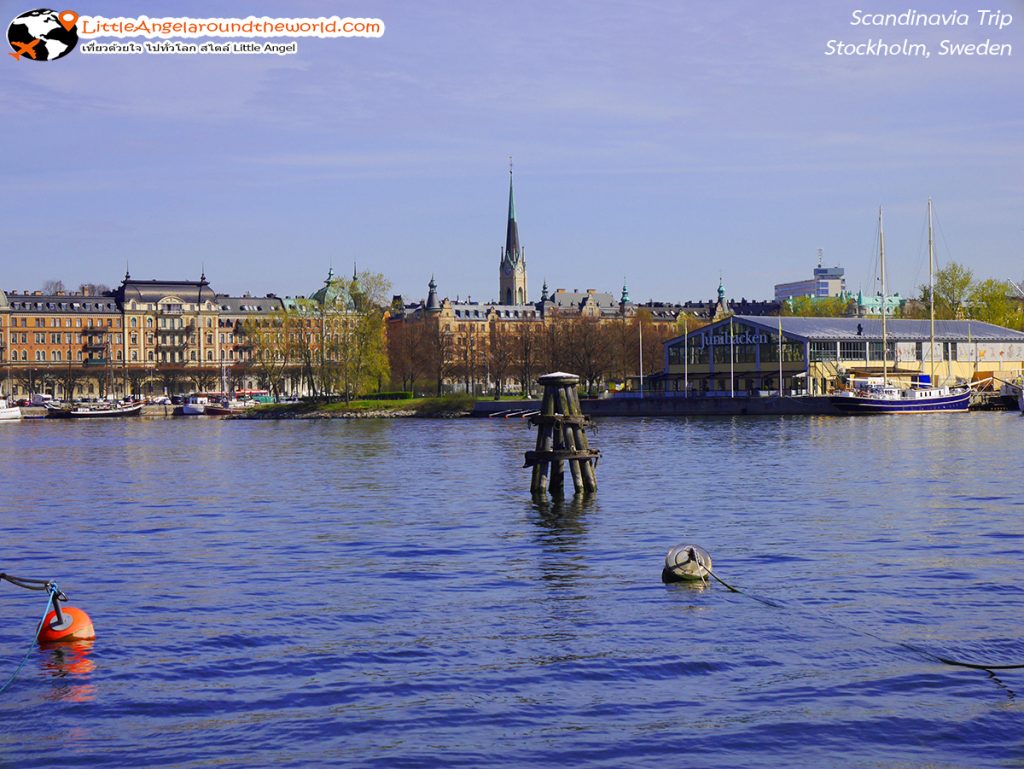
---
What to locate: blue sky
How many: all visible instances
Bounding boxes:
[2,0,1021,305]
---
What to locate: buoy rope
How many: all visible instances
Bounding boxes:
[0,584,57,696]
[700,566,1024,672]
[0,573,67,599]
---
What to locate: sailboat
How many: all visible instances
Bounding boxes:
[830,201,971,414]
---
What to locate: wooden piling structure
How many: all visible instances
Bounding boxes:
[525,372,599,496]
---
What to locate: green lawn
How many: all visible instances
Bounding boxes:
[251,393,479,416]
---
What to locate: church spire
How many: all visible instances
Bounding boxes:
[499,160,528,306]
[504,162,520,263]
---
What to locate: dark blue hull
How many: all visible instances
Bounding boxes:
[829,390,971,413]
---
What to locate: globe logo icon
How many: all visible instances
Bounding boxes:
[7,8,79,61]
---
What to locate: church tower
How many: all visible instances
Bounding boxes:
[499,165,528,305]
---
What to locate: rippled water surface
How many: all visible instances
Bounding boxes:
[2,414,1023,768]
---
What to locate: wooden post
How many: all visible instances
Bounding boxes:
[526,372,599,497]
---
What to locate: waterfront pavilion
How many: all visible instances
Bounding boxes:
[659,316,1024,397]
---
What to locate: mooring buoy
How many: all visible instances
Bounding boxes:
[38,605,95,644]
[662,544,713,583]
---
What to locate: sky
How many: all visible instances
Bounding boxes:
[1,0,1021,306]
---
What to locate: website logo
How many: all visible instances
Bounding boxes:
[7,8,79,61]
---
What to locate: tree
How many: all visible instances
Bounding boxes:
[922,262,974,319]
[488,321,518,397]
[514,323,542,397]
[56,364,85,400]
[968,279,1019,328]
[78,282,111,296]
[566,316,614,395]
[426,323,455,395]
[387,319,428,392]
[189,368,219,392]
[15,366,47,397]
[245,311,292,397]
[42,279,66,294]
[781,295,851,317]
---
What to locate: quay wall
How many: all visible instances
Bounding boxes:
[579,396,843,417]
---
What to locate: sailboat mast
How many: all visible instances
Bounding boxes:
[879,207,888,386]
[928,198,936,387]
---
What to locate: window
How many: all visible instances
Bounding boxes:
[839,341,866,360]
[868,341,895,360]
[131,317,137,328]
[810,341,837,361]
[131,351,138,362]
[206,350,213,361]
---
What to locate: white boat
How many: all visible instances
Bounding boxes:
[182,395,210,415]
[0,397,22,421]
[829,201,971,414]
[45,401,143,418]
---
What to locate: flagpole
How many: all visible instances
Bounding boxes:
[778,314,783,397]
[729,317,735,398]
[683,316,688,398]
[638,318,644,399]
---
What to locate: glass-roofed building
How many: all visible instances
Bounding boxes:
[658,315,1024,397]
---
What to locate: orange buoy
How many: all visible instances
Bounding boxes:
[38,606,95,644]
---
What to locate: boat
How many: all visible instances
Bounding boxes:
[204,397,259,416]
[830,202,971,414]
[45,401,143,418]
[0,397,22,421]
[181,395,210,416]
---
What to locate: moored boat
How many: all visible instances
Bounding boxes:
[831,384,970,413]
[182,395,210,416]
[46,401,143,418]
[829,201,972,415]
[0,397,22,421]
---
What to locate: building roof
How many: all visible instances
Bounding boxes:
[4,292,119,314]
[215,295,285,314]
[118,278,217,306]
[739,316,1024,341]
[550,290,617,311]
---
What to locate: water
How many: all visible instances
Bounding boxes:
[1,414,1023,768]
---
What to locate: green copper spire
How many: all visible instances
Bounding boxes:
[503,161,520,262]
[507,164,516,222]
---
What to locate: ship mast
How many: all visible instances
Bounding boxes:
[928,198,936,388]
[879,206,888,386]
